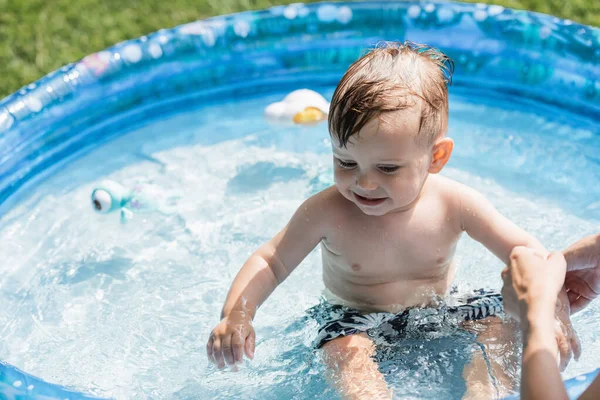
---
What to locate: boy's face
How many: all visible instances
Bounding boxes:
[331,109,435,216]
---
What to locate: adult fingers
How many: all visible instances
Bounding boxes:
[501,266,511,281]
[500,285,520,321]
[556,323,572,372]
[567,289,580,305]
[571,330,582,361]
[245,329,256,360]
[564,274,599,309]
[511,246,546,262]
[547,251,567,264]
[557,334,571,372]
[509,246,530,263]
[500,268,514,305]
[547,251,567,277]
[570,295,592,314]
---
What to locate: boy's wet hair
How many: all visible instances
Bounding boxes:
[329,41,454,147]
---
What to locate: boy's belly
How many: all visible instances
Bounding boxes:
[322,274,453,313]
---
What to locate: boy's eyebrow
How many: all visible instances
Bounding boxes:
[332,149,349,156]
[332,154,353,160]
[331,151,405,164]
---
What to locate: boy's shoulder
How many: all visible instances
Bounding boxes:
[427,174,474,199]
[293,186,349,236]
[300,186,355,222]
[305,185,348,210]
[426,175,489,210]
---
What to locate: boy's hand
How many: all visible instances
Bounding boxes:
[554,289,581,371]
[207,310,255,369]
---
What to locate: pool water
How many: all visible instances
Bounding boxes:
[0,87,599,399]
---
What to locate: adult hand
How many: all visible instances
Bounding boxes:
[501,247,566,321]
[502,248,580,369]
[554,289,581,370]
[564,269,600,313]
[563,233,600,313]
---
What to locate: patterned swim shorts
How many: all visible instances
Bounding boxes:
[309,289,503,348]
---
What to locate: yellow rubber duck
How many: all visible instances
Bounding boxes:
[264,89,329,126]
[292,106,327,125]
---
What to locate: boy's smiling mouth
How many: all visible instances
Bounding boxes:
[353,192,387,207]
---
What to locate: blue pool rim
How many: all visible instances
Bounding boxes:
[0,1,599,398]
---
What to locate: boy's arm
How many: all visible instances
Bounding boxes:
[458,184,580,368]
[220,191,330,320]
[207,190,331,368]
[457,185,546,263]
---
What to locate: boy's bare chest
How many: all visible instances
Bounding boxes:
[323,209,461,280]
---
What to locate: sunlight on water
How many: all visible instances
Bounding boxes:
[0,88,598,399]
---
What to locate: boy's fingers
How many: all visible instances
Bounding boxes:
[232,332,245,364]
[212,338,226,369]
[221,334,235,366]
[245,330,256,360]
[206,336,215,364]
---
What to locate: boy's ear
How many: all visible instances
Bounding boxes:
[428,138,454,174]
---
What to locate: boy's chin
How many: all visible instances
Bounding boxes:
[357,200,419,215]
[355,203,390,216]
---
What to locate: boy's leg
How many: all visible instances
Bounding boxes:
[461,316,520,400]
[321,333,392,400]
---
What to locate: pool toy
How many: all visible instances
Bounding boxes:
[264,89,329,125]
[91,180,163,223]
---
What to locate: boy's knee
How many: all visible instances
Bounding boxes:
[321,334,375,368]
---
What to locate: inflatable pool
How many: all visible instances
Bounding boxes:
[1,1,599,398]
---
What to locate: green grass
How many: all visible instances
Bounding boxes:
[0,0,598,99]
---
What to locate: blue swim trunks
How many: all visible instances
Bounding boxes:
[309,289,503,348]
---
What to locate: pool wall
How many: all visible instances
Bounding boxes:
[0,1,599,398]
[2,1,599,212]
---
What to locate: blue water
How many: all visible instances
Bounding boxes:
[0,87,598,399]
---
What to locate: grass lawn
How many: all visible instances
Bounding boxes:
[1,0,598,98]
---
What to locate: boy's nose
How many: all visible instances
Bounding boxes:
[356,172,378,191]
